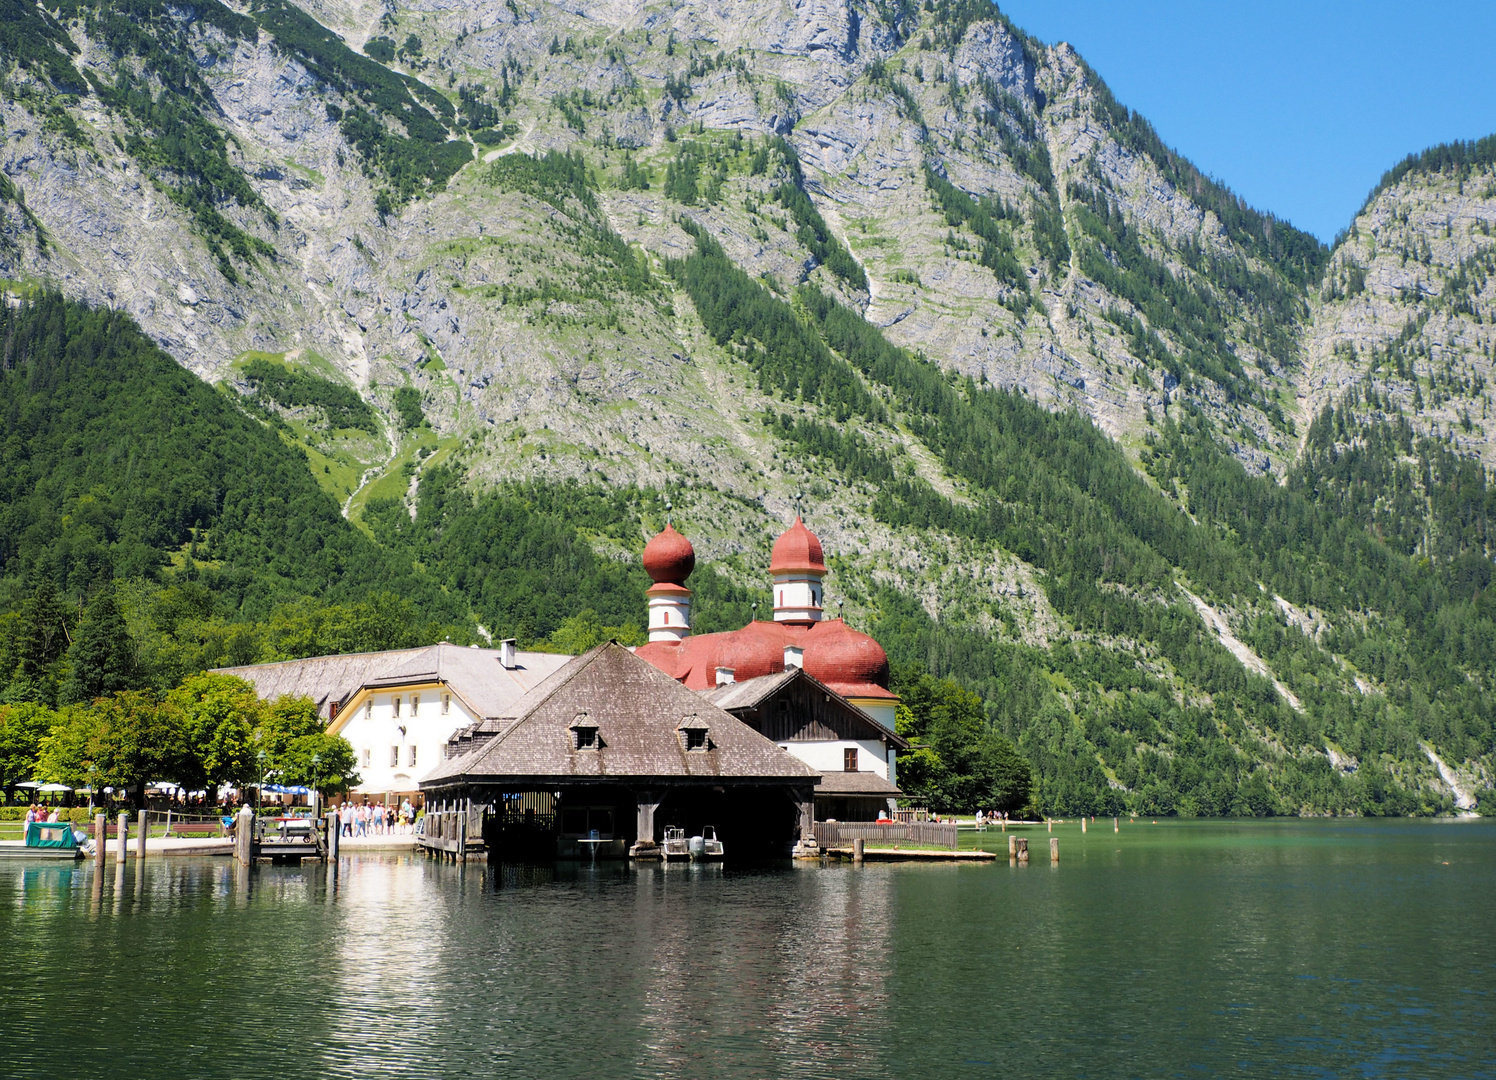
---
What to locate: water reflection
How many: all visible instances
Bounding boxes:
[0,822,1493,1080]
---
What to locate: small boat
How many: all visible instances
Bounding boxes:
[694,826,724,862]
[0,821,93,861]
[661,826,690,861]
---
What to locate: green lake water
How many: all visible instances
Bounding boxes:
[1,818,1492,1078]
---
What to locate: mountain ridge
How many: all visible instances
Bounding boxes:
[0,0,1492,815]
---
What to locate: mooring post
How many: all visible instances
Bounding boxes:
[1081,817,1087,834]
[1050,837,1059,863]
[1047,818,1052,833]
[1015,837,1029,863]
[853,837,865,864]
[237,805,253,867]
[457,807,467,860]
[116,811,128,864]
[94,812,106,872]
[1008,834,1017,860]
[137,809,148,860]
[327,811,339,860]
[1114,816,1119,832]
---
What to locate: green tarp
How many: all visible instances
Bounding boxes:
[25,822,81,849]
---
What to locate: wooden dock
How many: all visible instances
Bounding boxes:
[821,846,997,862]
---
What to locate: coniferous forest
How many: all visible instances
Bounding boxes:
[0,288,1490,817]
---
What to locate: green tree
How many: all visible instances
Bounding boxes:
[543,608,645,653]
[6,580,68,705]
[166,673,261,794]
[253,694,359,794]
[37,692,185,807]
[0,702,59,787]
[60,583,137,705]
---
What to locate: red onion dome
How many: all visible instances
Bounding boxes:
[770,517,827,575]
[642,523,695,585]
[803,619,890,690]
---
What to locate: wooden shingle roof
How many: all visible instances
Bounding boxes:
[422,642,821,789]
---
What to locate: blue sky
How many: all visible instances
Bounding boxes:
[993,1,1496,243]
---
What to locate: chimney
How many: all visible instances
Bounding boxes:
[715,667,736,686]
[783,646,804,670]
[499,639,517,670]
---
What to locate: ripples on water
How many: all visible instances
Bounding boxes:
[1,819,1492,1079]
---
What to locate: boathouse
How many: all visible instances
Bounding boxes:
[420,641,820,858]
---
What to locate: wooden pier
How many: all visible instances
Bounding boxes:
[417,802,486,862]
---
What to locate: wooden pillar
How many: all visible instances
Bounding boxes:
[1050,837,1059,863]
[852,838,864,864]
[116,811,128,863]
[1015,837,1028,863]
[1008,834,1016,859]
[1081,817,1087,834]
[1114,816,1119,833]
[635,790,660,844]
[327,811,339,860]
[236,805,253,867]
[457,806,467,860]
[94,813,106,872]
[797,791,815,842]
[137,809,148,860]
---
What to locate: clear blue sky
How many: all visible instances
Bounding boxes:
[994,1,1496,243]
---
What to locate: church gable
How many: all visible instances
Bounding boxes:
[713,670,907,748]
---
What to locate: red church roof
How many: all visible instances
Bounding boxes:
[770,517,826,575]
[642,523,695,587]
[636,618,895,700]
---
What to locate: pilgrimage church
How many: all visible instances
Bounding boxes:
[225,516,907,855]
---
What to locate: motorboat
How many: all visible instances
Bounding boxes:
[0,821,92,861]
[693,826,724,862]
[661,826,690,861]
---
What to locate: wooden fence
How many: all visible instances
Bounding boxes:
[813,820,957,850]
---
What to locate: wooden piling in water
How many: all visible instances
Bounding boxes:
[326,812,339,860]
[1015,837,1029,863]
[853,837,865,864]
[116,812,128,864]
[136,810,148,861]
[94,813,106,871]
[1114,816,1119,832]
[1047,819,1052,833]
[1008,834,1016,858]
[1081,817,1087,833]
[1050,837,1059,863]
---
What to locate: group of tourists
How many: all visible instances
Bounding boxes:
[336,799,418,837]
[22,805,61,825]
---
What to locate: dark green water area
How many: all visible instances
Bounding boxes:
[1,819,1492,1078]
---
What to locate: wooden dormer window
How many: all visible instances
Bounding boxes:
[844,747,858,772]
[678,715,710,751]
[571,712,600,751]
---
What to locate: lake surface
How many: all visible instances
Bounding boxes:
[1,819,1493,1079]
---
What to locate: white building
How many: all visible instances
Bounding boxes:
[220,641,571,802]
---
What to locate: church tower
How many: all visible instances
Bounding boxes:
[770,517,826,624]
[642,523,695,643]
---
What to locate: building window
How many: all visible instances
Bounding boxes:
[390,746,399,767]
[408,745,417,767]
[361,748,371,769]
[393,697,401,718]
[844,747,858,772]
[682,728,708,751]
[412,695,420,715]
[573,726,598,750]
[442,694,450,715]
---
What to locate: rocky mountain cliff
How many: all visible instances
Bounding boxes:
[1,0,1492,814]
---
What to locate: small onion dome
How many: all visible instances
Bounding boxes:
[642,523,696,585]
[770,517,827,575]
[803,618,891,690]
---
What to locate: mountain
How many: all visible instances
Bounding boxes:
[0,0,1492,816]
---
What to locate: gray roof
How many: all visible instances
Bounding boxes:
[814,771,902,797]
[422,642,821,789]
[702,667,908,748]
[218,642,572,720]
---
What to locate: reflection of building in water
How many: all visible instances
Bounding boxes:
[630,865,894,1074]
